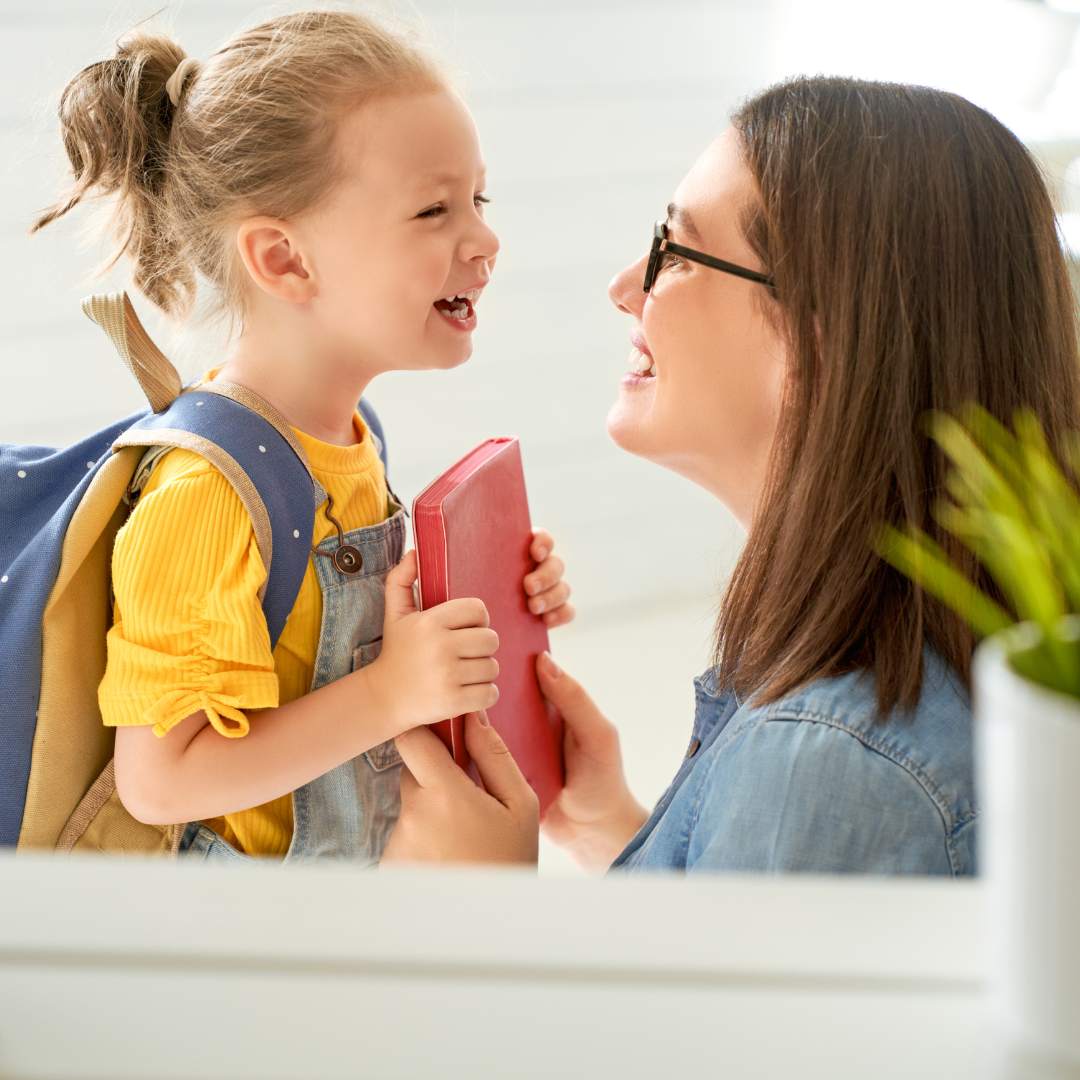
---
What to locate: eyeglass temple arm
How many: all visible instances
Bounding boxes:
[662,238,776,288]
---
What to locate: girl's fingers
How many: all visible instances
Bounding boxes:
[543,602,576,628]
[458,657,500,685]
[384,549,419,622]
[528,580,570,615]
[460,682,500,714]
[530,529,554,562]
[524,555,565,597]
[436,597,491,630]
[455,627,501,658]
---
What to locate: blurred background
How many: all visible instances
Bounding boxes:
[1,0,1077,872]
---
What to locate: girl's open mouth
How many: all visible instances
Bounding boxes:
[434,289,480,330]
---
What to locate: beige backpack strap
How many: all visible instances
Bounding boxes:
[81,291,182,413]
[197,379,328,509]
[55,759,184,855]
[112,428,278,604]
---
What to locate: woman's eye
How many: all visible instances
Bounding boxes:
[475,194,491,209]
[659,252,683,273]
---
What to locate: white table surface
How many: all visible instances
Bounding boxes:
[5,852,1077,1079]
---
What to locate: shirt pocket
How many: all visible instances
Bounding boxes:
[351,638,403,772]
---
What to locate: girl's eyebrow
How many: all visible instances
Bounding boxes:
[666,201,702,243]
[415,169,488,188]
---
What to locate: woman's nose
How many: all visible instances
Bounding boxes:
[608,256,646,317]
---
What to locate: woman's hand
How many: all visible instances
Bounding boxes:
[382,712,539,866]
[536,651,648,872]
[525,529,575,629]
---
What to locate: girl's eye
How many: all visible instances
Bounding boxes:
[659,252,683,274]
[417,194,491,219]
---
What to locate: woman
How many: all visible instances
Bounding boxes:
[382,75,1080,876]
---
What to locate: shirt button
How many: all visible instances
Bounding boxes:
[686,737,701,759]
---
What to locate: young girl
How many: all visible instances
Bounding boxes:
[33,10,574,862]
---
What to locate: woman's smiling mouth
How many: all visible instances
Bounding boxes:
[626,330,656,379]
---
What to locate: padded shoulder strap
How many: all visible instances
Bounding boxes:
[113,394,320,651]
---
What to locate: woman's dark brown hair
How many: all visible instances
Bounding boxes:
[716,75,1080,714]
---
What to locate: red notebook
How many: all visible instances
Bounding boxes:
[412,438,565,815]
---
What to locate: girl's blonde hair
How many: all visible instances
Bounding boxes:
[32,10,446,319]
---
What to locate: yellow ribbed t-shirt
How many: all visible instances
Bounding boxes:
[98,372,390,857]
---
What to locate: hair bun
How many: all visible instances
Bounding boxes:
[165,56,199,107]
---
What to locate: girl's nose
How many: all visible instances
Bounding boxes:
[608,256,646,317]
[464,218,500,264]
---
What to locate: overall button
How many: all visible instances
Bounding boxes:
[333,545,363,574]
[686,737,702,759]
[317,494,364,574]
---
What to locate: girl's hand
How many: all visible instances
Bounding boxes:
[366,550,501,736]
[535,651,648,872]
[524,529,575,629]
[382,712,539,865]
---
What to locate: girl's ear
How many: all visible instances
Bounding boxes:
[234,216,316,304]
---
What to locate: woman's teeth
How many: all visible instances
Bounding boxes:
[628,346,656,377]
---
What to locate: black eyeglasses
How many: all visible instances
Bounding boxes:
[643,221,776,293]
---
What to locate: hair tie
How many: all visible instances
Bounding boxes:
[165,57,198,107]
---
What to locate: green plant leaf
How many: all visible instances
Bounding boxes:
[875,525,1013,639]
[882,408,1080,702]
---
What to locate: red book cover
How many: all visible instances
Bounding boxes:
[412,438,565,814]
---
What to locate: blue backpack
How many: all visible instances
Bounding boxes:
[0,293,389,854]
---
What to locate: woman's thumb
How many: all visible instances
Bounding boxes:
[384,549,419,622]
[464,712,535,811]
[535,652,609,744]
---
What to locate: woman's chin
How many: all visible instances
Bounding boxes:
[606,395,653,456]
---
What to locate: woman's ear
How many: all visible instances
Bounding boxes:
[234,216,316,304]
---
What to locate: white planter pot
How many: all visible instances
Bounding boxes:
[975,635,1080,1063]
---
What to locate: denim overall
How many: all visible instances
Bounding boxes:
[178,497,408,865]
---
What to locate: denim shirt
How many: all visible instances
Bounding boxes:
[610,649,977,877]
